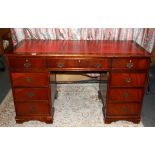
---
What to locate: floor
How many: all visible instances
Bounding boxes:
[0,56,155,127]
[141,64,155,126]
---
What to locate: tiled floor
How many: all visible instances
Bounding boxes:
[0,56,155,126]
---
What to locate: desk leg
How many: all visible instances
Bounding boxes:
[98,73,108,124]
[51,73,58,99]
[98,73,107,105]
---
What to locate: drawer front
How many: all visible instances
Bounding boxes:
[8,57,46,71]
[11,73,49,87]
[112,58,149,70]
[13,88,49,101]
[15,101,51,116]
[110,72,147,87]
[47,58,110,70]
[107,103,141,116]
[108,88,144,102]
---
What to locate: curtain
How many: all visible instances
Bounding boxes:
[11,28,155,53]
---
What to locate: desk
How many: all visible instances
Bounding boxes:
[6,40,151,124]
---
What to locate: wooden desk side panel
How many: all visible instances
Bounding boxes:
[5,40,151,124]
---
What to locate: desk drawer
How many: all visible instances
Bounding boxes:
[15,101,51,116]
[47,58,110,70]
[11,73,49,87]
[8,57,46,71]
[108,88,144,102]
[112,58,149,70]
[107,102,141,116]
[13,88,49,101]
[110,72,147,87]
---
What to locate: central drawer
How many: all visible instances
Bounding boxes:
[47,58,110,70]
[13,88,49,101]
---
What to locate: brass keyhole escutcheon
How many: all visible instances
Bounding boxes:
[77,59,81,63]
[125,77,132,83]
[126,60,134,69]
[25,59,29,62]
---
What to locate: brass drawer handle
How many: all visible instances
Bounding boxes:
[25,77,33,82]
[57,63,64,68]
[125,77,132,83]
[24,62,31,68]
[122,107,128,112]
[95,63,101,68]
[29,106,36,113]
[126,60,134,69]
[27,92,35,97]
[123,92,129,97]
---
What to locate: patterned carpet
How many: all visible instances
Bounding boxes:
[0,84,143,127]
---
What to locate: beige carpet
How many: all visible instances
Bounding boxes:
[0,83,143,127]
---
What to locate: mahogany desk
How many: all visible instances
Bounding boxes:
[6,40,151,124]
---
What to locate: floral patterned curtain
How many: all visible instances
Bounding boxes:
[11,28,155,53]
